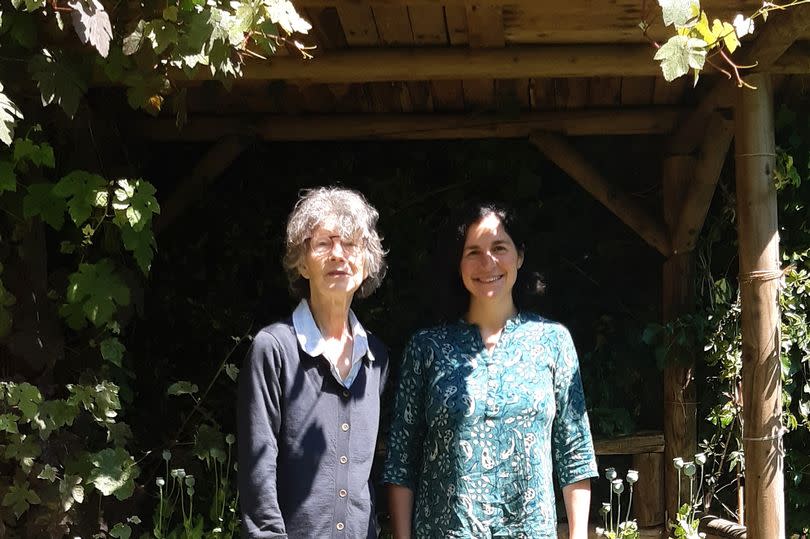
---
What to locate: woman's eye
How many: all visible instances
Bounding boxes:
[493,245,508,253]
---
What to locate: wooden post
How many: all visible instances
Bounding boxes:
[662,156,698,521]
[632,452,664,527]
[734,73,784,539]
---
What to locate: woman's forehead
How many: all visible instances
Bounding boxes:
[465,214,511,243]
[310,216,361,238]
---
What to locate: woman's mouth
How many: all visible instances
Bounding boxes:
[475,275,504,284]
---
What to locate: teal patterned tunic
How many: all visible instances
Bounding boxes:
[383,312,598,538]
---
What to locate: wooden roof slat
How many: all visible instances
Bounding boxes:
[652,76,686,105]
[588,77,622,107]
[138,108,684,141]
[529,78,556,110]
[554,78,588,109]
[371,6,414,45]
[462,79,495,110]
[465,5,505,48]
[429,80,465,111]
[621,77,655,106]
[335,5,380,46]
[408,5,448,45]
[305,7,348,49]
[443,6,469,45]
[495,79,530,110]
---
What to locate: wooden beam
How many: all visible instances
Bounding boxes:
[633,452,665,527]
[135,108,683,141]
[699,516,747,539]
[662,155,698,522]
[735,73,784,539]
[529,131,672,256]
[154,136,249,235]
[593,431,664,455]
[671,113,734,253]
[177,45,665,82]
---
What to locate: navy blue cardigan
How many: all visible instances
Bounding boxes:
[238,319,389,539]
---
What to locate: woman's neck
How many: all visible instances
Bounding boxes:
[466,297,517,334]
[308,293,352,339]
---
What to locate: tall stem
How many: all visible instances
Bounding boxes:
[626,484,634,524]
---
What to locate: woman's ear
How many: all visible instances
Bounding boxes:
[298,260,311,280]
[518,250,525,269]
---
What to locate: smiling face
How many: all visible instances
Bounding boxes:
[298,222,367,302]
[459,213,524,304]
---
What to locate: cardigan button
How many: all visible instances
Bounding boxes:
[339,489,347,497]
[341,423,350,432]
[342,390,350,398]
[340,455,348,464]
[336,522,345,531]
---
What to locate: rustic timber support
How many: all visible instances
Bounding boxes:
[135,109,683,142]
[735,73,784,539]
[529,131,672,256]
[633,452,665,527]
[154,135,250,235]
[671,113,734,254]
[662,156,698,521]
[144,43,810,85]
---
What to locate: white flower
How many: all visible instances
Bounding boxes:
[733,14,755,38]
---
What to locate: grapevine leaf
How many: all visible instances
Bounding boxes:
[68,0,112,58]
[146,19,178,55]
[106,422,133,446]
[0,160,16,193]
[0,84,24,146]
[693,11,716,44]
[13,138,55,168]
[266,0,312,35]
[99,45,132,83]
[113,178,160,230]
[0,413,19,434]
[28,50,87,118]
[122,19,146,56]
[5,434,42,471]
[2,479,41,518]
[23,183,65,229]
[658,0,699,28]
[654,35,707,82]
[110,523,132,539]
[119,222,156,274]
[225,363,239,381]
[37,464,58,482]
[64,259,130,327]
[193,423,226,464]
[53,170,107,225]
[58,475,84,512]
[87,447,139,499]
[712,19,740,53]
[100,337,125,367]
[8,382,43,420]
[167,381,198,396]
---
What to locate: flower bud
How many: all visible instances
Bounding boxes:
[683,462,697,477]
[156,477,165,487]
[673,457,684,470]
[185,475,196,487]
[695,452,707,466]
[162,450,171,461]
[605,467,617,481]
[226,434,235,445]
[626,470,639,484]
[599,502,611,515]
[611,479,625,494]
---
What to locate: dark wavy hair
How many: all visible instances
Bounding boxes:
[433,201,546,322]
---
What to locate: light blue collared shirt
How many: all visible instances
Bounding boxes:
[291,299,375,388]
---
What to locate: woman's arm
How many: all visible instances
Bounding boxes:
[562,478,591,539]
[387,484,415,539]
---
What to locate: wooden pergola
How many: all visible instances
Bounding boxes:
[142,1,808,536]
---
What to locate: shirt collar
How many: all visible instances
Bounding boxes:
[292,299,375,362]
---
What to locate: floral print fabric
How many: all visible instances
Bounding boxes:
[384,312,598,538]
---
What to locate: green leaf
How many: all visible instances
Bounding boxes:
[37,399,79,429]
[0,413,19,433]
[658,0,700,28]
[122,19,146,56]
[0,160,16,193]
[8,382,43,420]
[28,49,88,118]
[13,138,55,168]
[110,523,132,539]
[146,19,179,55]
[113,178,160,230]
[162,6,178,21]
[2,479,41,518]
[119,222,157,274]
[0,84,24,146]
[63,259,130,327]
[225,363,239,382]
[59,301,87,330]
[100,337,125,367]
[16,0,47,11]
[37,464,58,482]
[167,381,198,396]
[68,0,112,57]
[106,422,133,446]
[100,45,132,83]
[87,447,139,499]
[58,475,84,512]
[53,170,107,225]
[193,423,227,464]
[123,73,168,114]
[5,433,42,471]
[654,35,707,82]
[712,19,739,53]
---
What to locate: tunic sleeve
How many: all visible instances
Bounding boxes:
[237,330,288,538]
[383,335,428,490]
[551,326,599,488]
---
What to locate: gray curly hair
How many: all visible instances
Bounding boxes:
[283,187,387,299]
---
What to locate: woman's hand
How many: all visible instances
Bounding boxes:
[562,478,592,539]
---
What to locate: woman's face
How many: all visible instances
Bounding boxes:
[298,220,367,301]
[459,213,524,304]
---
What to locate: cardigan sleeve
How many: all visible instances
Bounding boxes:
[551,325,599,488]
[237,330,288,538]
[382,334,428,490]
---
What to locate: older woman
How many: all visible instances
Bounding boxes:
[384,202,597,539]
[238,187,389,539]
